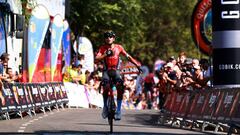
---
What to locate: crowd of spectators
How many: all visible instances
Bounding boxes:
[0,50,212,111]
[0,53,23,106]
[61,51,213,111]
[155,52,212,111]
[0,53,22,84]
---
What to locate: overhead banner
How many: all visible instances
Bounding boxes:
[50,14,64,81]
[28,5,50,82]
[62,20,71,67]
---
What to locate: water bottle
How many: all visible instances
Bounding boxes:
[112,85,117,99]
[112,85,117,108]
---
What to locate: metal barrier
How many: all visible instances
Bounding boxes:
[160,88,240,134]
[0,82,69,120]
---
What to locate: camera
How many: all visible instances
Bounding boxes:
[105,49,113,56]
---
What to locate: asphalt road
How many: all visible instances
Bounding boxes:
[0,108,207,135]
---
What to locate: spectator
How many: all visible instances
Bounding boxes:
[143,72,155,109]
[200,58,212,87]
[191,65,204,89]
[62,65,72,82]
[177,51,187,70]
[6,67,21,83]
[0,53,9,106]
[68,64,82,84]
[192,58,199,68]
[0,53,10,82]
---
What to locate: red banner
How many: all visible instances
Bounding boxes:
[186,90,206,120]
[213,89,238,122]
[177,92,190,117]
[163,92,176,114]
[169,92,185,117]
[230,90,240,123]
[202,90,221,121]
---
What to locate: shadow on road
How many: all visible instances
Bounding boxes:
[2,130,202,135]
[124,111,161,126]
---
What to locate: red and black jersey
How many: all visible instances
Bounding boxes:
[96,44,127,70]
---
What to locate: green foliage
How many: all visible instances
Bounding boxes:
[68,0,205,69]
[20,0,36,26]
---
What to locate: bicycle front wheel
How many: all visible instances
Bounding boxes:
[107,97,115,133]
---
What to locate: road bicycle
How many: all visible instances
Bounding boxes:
[101,68,142,133]
[106,70,117,133]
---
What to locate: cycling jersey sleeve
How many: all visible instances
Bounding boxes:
[96,46,106,57]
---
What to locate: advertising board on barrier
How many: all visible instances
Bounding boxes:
[47,85,56,104]
[38,85,49,106]
[24,85,35,107]
[86,87,103,108]
[163,92,177,115]
[187,91,206,120]
[213,89,239,122]
[0,82,69,119]
[2,84,17,111]
[64,82,89,108]
[13,84,28,110]
[59,84,68,102]
[230,90,240,122]
[54,85,63,104]
[29,84,43,107]
[202,90,220,121]
[177,92,190,117]
[170,92,185,117]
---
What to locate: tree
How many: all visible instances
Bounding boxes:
[68,0,203,69]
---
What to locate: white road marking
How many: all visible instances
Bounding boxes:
[17,130,24,132]
[29,120,34,123]
[22,123,28,126]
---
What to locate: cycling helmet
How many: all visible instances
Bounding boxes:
[104,31,116,38]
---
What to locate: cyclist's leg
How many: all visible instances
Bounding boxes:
[102,71,110,107]
[115,71,124,120]
[101,71,110,118]
[116,79,124,111]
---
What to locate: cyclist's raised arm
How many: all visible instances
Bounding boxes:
[127,54,143,73]
[120,46,142,72]
[126,54,141,68]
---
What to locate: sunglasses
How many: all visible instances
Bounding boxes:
[104,35,114,39]
[104,33,115,39]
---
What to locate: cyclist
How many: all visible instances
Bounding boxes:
[95,30,141,120]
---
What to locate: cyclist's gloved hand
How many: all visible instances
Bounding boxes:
[105,49,113,57]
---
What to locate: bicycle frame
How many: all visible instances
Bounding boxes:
[107,78,116,133]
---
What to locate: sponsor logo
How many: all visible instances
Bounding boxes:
[192,0,212,55]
